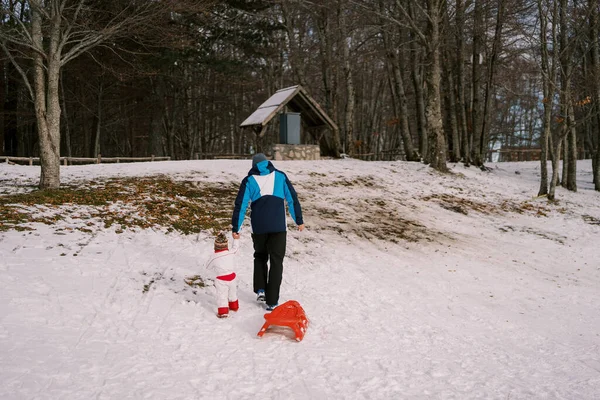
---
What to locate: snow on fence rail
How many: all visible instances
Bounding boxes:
[3,155,171,166]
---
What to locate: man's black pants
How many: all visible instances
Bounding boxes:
[252,231,287,306]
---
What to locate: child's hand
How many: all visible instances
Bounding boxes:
[298,224,305,232]
[232,232,240,239]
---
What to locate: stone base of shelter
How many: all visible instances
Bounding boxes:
[273,144,320,161]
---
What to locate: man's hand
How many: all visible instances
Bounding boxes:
[298,224,305,232]
[232,232,240,239]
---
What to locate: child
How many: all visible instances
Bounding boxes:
[205,231,240,318]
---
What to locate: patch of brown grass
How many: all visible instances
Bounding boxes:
[308,197,433,243]
[421,193,495,215]
[421,193,553,218]
[329,175,381,188]
[499,199,552,216]
[0,177,238,234]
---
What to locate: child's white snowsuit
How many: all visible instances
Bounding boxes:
[205,239,240,316]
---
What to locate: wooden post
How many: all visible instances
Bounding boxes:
[62,158,67,166]
[151,154,155,161]
[97,154,101,164]
[29,157,33,166]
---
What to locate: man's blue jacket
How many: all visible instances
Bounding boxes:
[232,160,303,234]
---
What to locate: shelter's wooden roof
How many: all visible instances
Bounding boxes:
[240,85,338,131]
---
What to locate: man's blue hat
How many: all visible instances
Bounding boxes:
[252,153,268,167]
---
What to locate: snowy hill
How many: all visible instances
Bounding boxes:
[1,159,599,399]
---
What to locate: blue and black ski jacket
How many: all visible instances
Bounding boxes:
[232,160,303,234]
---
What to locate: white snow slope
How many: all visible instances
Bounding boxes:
[1,159,599,400]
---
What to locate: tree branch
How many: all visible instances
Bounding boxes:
[1,4,35,44]
[0,40,35,100]
[59,0,86,53]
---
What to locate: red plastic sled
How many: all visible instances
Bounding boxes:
[257,300,309,342]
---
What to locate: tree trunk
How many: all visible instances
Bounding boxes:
[561,137,568,187]
[558,0,576,192]
[409,3,426,161]
[343,59,356,156]
[538,79,551,196]
[367,77,384,157]
[186,65,196,160]
[282,3,308,88]
[566,103,577,191]
[470,0,484,166]
[0,59,4,156]
[590,0,600,190]
[479,0,505,167]
[440,4,459,163]
[3,62,19,156]
[596,119,600,190]
[425,0,448,172]
[443,47,460,163]
[316,6,341,157]
[231,85,237,155]
[380,2,419,161]
[339,4,355,156]
[538,111,550,196]
[92,82,103,158]
[538,0,551,196]
[33,4,61,189]
[549,136,563,200]
[455,0,470,166]
[148,77,164,157]
[541,0,561,199]
[59,69,72,159]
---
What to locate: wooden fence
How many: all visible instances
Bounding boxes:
[195,153,253,160]
[487,148,590,162]
[3,155,171,166]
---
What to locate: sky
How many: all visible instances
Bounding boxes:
[1,158,599,399]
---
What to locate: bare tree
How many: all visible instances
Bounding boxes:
[408,2,427,162]
[281,2,309,88]
[536,0,580,200]
[379,0,419,161]
[478,0,506,167]
[420,0,448,171]
[454,0,470,166]
[0,0,208,188]
[537,0,557,197]
[588,0,600,190]
[558,0,577,192]
[338,0,357,156]
[379,0,448,171]
[470,0,484,166]
[314,3,343,157]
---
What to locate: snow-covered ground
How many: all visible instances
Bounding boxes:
[1,159,599,399]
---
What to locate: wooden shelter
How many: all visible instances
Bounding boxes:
[240,85,338,141]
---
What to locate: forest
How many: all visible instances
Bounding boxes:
[1,0,600,196]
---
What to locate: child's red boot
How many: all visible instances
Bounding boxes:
[217,307,229,318]
[229,300,239,312]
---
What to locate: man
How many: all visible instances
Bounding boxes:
[231,153,304,311]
